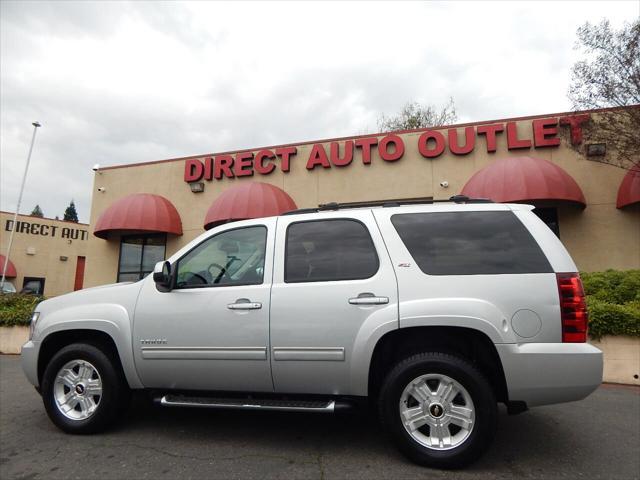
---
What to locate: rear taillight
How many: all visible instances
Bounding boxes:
[556,273,588,343]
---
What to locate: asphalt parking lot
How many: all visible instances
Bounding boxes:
[1,355,638,480]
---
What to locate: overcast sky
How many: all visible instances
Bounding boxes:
[1,1,637,222]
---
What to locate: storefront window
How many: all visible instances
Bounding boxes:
[22,277,45,295]
[117,234,166,282]
[0,281,16,294]
[533,207,560,238]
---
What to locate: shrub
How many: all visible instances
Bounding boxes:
[0,294,43,327]
[586,298,640,339]
[581,269,640,304]
[581,270,640,339]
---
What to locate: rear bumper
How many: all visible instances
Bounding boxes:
[496,342,603,407]
[21,340,40,388]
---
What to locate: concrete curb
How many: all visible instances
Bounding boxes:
[590,335,640,386]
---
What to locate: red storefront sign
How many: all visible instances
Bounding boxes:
[184,115,589,183]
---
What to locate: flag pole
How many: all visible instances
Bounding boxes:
[1,122,42,291]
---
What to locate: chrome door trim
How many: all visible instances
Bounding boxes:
[141,346,267,360]
[272,347,345,361]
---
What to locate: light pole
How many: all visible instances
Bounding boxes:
[1,122,42,292]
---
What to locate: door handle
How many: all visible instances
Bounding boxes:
[348,292,389,305]
[227,298,262,310]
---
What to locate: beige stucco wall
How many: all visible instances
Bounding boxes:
[0,212,89,296]
[84,109,640,288]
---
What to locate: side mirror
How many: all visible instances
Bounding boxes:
[153,261,172,292]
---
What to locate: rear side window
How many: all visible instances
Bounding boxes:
[391,211,552,275]
[285,219,379,282]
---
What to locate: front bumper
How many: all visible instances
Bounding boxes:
[496,342,603,407]
[21,340,40,388]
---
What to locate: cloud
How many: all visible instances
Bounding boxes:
[1,0,636,222]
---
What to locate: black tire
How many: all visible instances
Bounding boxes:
[41,343,131,434]
[378,352,496,469]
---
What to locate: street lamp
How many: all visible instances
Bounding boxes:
[1,122,42,292]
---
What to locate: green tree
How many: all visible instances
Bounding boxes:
[63,200,79,223]
[30,205,44,217]
[377,98,457,132]
[568,19,640,169]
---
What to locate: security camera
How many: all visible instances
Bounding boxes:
[439,181,449,188]
[97,187,106,192]
[92,164,101,172]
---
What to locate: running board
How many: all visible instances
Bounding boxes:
[156,394,341,413]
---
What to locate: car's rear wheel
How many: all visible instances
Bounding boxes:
[41,343,130,433]
[379,352,496,468]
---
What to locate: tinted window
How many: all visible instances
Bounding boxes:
[391,211,552,275]
[176,226,267,288]
[285,219,379,283]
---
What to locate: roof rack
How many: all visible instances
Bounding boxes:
[282,195,493,216]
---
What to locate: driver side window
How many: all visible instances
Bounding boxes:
[175,226,267,288]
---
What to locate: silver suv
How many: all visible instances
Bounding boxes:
[21,198,603,468]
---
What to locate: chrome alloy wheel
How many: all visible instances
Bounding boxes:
[399,373,475,450]
[53,359,103,420]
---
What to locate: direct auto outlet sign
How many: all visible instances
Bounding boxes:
[184,115,589,183]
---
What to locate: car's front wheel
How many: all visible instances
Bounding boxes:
[379,352,497,468]
[41,343,130,433]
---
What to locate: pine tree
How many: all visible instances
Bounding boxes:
[63,200,79,223]
[30,205,44,217]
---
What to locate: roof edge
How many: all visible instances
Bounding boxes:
[0,210,90,226]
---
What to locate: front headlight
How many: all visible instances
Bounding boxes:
[29,312,40,340]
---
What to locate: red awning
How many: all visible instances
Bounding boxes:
[204,182,297,230]
[461,156,586,207]
[0,255,17,278]
[616,163,640,209]
[94,193,183,239]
